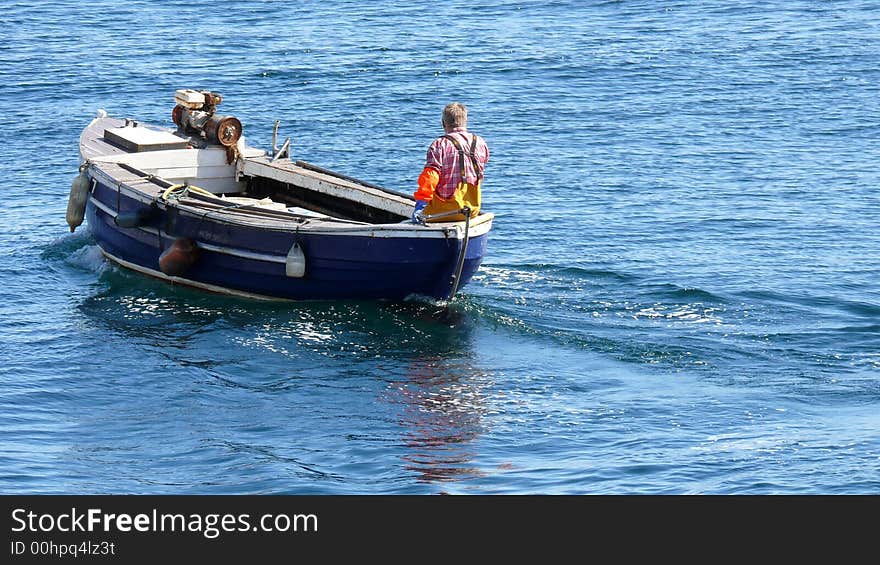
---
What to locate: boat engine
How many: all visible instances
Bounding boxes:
[171,89,242,148]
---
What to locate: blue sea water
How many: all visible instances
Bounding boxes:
[1,0,879,494]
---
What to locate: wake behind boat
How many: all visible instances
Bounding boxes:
[68,90,493,301]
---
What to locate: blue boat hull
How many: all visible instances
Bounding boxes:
[84,176,488,301]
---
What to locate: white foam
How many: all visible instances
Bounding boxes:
[66,244,108,273]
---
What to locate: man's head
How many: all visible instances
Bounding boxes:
[442,102,468,132]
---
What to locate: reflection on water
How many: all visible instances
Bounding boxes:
[75,271,493,488]
[392,356,492,484]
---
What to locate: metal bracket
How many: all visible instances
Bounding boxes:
[272,137,290,162]
[271,120,290,161]
[423,208,469,222]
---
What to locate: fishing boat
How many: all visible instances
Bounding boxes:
[68,89,493,301]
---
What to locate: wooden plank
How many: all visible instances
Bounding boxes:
[80,117,128,160]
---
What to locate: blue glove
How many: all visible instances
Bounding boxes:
[411,200,427,224]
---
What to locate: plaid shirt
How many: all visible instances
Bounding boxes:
[425,127,489,199]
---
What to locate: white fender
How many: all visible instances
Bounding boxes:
[285,242,306,277]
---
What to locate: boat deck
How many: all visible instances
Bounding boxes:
[80,117,159,161]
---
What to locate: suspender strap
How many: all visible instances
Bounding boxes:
[443,133,483,184]
[443,134,467,181]
[469,135,482,181]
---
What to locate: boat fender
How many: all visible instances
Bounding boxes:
[66,171,90,233]
[158,237,200,276]
[285,242,306,278]
[115,204,156,229]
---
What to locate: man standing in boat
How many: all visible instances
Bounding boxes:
[412,102,489,223]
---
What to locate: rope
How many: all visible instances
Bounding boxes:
[160,184,216,202]
[448,207,471,300]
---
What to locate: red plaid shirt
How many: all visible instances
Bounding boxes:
[425,127,489,199]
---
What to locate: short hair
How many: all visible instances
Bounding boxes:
[442,102,468,129]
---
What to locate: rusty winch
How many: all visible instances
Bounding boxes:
[171,89,242,156]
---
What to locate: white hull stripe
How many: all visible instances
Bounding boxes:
[100,249,290,301]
